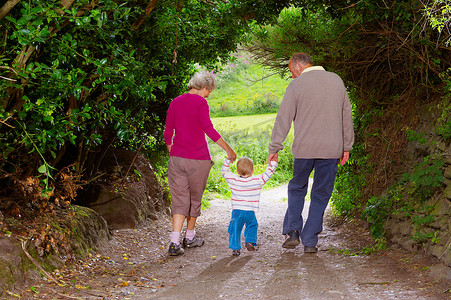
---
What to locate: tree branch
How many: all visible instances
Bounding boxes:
[21,240,59,284]
[0,116,14,128]
[0,0,20,20]
[134,0,158,30]
[60,0,76,10]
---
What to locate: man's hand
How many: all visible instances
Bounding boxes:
[267,152,279,164]
[166,144,172,153]
[339,151,350,165]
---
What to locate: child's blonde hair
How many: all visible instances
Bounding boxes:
[237,157,254,176]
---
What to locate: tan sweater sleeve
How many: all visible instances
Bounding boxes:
[269,85,296,154]
[342,91,354,152]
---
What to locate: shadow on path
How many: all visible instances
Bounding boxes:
[156,255,252,299]
[263,251,357,300]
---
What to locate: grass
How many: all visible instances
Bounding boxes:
[212,113,277,134]
[208,52,290,117]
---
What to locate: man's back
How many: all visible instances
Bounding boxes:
[270,68,354,159]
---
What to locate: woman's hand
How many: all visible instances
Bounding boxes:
[215,137,236,162]
[227,149,237,163]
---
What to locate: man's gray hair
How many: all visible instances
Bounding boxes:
[291,53,313,66]
[187,71,217,91]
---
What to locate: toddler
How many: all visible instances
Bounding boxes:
[221,156,278,256]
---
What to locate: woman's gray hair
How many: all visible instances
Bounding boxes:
[187,71,217,91]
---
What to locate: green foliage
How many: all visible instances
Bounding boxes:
[406,129,428,145]
[435,96,451,141]
[0,0,290,178]
[363,185,403,239]
[213,113,277,134]
[423,0,451,45]
[244,2,449,104]
[401,156,444,196]
[0,0,288,187]
[361,237,388,255]
[331,142,369,216]
[0,0,294,256]
[244,5,338,74]
[329,237,387,256]
[363,154,444,240]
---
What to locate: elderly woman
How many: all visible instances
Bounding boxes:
[163,71,236,256]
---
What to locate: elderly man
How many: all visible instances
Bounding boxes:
[267,53,354,253]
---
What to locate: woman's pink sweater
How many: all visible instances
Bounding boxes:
[164,93,221,160]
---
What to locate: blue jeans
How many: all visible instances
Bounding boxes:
[228,209,258,250]
[283,159,338,247]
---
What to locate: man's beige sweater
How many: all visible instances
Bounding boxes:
[269,66,354,159]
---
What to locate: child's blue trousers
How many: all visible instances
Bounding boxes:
[228,209,258,250]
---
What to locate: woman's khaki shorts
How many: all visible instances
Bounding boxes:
[168,156,214,217]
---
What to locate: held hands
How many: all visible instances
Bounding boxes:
[215,137,236,162]
[227,149,237,163]
[267,152,278,164]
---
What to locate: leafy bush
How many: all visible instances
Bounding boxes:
[363,155,444,240]
[0,0,293,256]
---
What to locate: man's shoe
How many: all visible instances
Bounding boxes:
[168,242,184,256]
[282,230,300,249]
[304,246,318,253]
[183,235,205,248]
[245,242,257,251]
[232,249,240,256]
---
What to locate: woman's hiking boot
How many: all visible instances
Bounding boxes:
[183,235,205,248]
[168,242,184,256]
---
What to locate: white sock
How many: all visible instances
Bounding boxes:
[185,229,195,240]
[170,231,181,245]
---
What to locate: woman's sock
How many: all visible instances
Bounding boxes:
[170,231,181,245]
[185,229,195,241]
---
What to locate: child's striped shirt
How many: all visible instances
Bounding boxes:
[221,159,278,212]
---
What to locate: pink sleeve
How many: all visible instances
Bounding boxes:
[163,104,174,145]
[199,100,221,142]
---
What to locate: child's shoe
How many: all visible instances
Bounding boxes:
[232,249,240,256]
[245,242,257,251]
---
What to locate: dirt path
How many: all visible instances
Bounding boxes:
[19,184,450,299]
